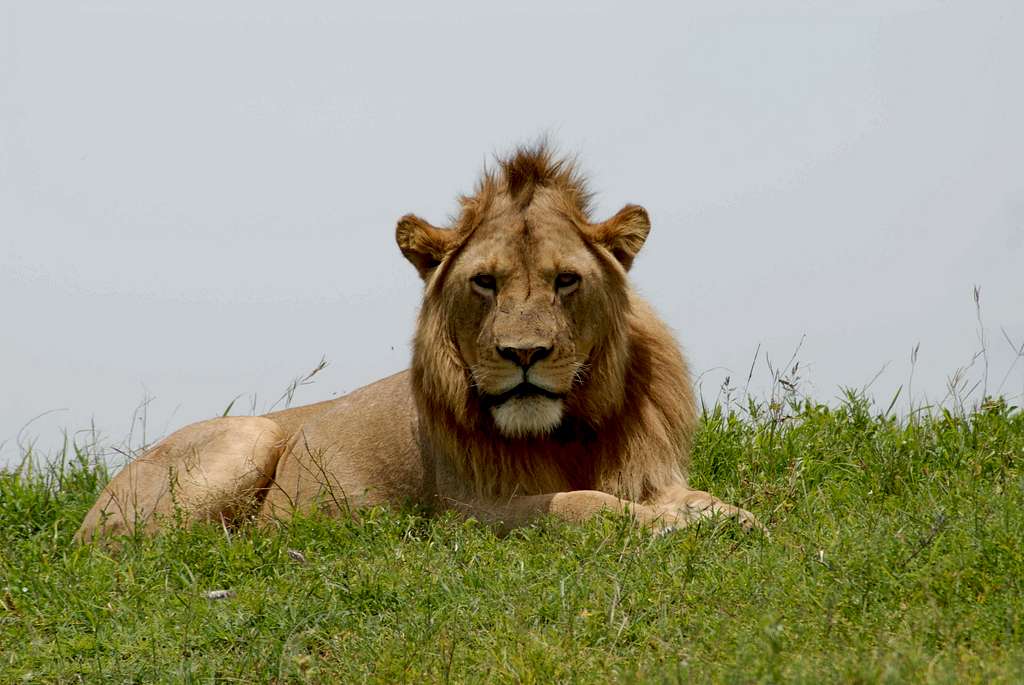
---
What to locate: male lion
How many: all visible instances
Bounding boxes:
[76,145,763,542]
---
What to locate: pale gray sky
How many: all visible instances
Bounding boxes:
[3,1,1023,466]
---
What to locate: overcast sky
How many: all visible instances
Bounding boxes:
[3,1,1023,467]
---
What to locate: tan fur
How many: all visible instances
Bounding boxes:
[76,144,763,542]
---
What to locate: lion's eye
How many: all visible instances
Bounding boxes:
[471,274,497,292]
[555,273,580,291]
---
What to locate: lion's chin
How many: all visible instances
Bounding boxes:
[490,396,564,438]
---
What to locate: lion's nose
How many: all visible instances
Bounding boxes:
[497,344,552,369]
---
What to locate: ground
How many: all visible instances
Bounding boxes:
[2,393,1022,683]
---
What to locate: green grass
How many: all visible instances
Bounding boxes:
[2,394,1022,683]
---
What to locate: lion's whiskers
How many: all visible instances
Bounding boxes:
[571,360,592,386]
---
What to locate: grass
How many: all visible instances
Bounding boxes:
[1,393,1022,683]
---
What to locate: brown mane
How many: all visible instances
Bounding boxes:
[428,143,595,250]
[410,144,697,502]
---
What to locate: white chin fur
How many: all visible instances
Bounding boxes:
[490,397,564,438]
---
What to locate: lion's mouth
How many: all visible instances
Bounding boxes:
[482,383,564,408]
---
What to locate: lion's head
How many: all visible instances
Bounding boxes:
[396,144,694,499]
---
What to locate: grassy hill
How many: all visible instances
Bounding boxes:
[2,394,1022,683]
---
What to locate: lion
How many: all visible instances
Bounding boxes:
[76,144,763,542]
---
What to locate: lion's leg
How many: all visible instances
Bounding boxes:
[651,484,766,534]
[446,490,680,534]
[75,416,286,542]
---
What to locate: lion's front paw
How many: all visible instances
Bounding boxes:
[680,496,769,536]
[731,506,769,536]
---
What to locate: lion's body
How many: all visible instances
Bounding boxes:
[261,371,424,518]
[76,145,761,542]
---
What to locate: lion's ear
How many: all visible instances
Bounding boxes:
[590,204,651,271]
[396,214,454,279]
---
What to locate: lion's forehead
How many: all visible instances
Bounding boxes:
[458,213,593,276]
